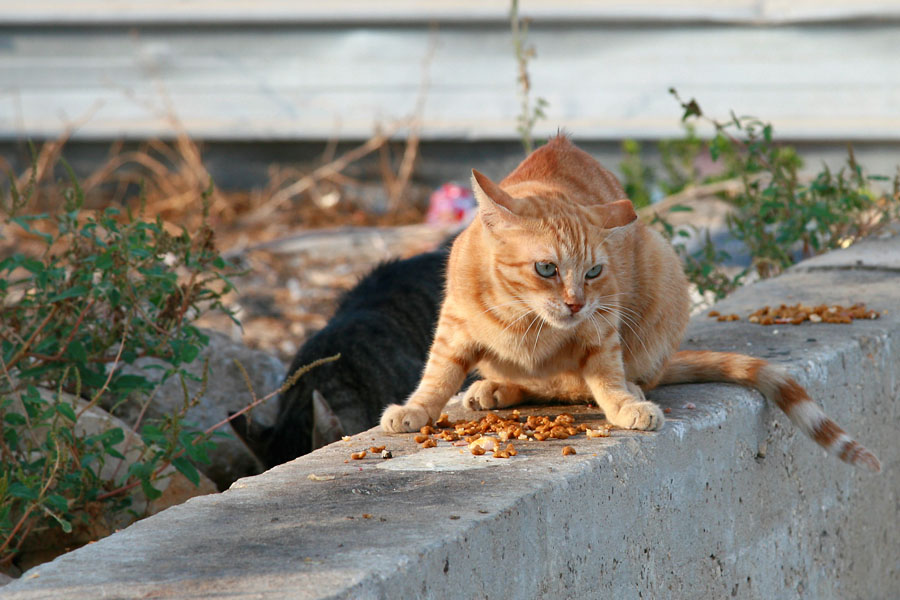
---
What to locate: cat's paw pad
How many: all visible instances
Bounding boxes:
[381,403,430,433]
[610,401,664,431]
[462,381,520,411]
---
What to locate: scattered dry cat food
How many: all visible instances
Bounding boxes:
[562,446,576,456]
[468,437,498,452]
[413,409,619,456]
[369,445,386,453]
[585,427,611,438]
[708,310,740,321]
[748,303,879,326]
[350,451,367,460]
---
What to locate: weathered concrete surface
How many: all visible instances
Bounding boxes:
[4,236,899,599]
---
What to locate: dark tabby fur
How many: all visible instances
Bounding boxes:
[232,245,450,468]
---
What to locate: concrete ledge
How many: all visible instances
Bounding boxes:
[4,236,899,599]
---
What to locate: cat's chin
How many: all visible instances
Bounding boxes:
[545,313,584,330]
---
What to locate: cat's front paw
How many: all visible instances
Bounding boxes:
[381,403,431,433]
[609,401,664,431]
[462,380,522,411]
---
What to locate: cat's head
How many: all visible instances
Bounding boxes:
[468,142,637,330]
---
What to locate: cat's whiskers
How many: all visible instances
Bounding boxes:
[497,308,536,336]
[516,314,543,353]
[531,319,546,355]
[587,314,604,348]
[596,302,652,360]
[478,298,531,316]
[592,309,636,359]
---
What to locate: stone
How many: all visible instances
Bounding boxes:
[115,329,286,489]
[11,390,217,573]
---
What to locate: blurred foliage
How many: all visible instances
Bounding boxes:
[0,154,239,567]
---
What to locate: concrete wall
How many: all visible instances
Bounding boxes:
[2,229,898,599]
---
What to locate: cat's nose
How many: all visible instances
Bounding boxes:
[566,302,583,314]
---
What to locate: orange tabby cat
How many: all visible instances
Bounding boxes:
[381,135,880,472]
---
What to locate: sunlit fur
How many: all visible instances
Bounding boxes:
[381,135,880,472]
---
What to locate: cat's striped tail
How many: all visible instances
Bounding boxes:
[656,350,881,472]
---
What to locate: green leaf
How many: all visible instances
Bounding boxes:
[46,493,69,513]
[65,339,88,362]
[110,374,153,394]
[102,427,125,448]
[680,98,702,121]
[4,413,27,426]
[56,402,77,422]
[8,482,39,500]
[45,510,73,534]
[47,285,89,303]
[172,456,200,487]
[667,204,694,213]
[139,477,162,501]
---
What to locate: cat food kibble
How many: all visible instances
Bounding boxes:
[562,446,576,456]
[435,413,452,428]
[350,451,367,460]
[413,434,429,444]
[585,427,611,438]
[369,445,386,453]
[470,445,486,456]
[745,303,878,325]
[420,438,437,449]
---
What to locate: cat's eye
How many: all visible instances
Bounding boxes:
[534,261,557,278]
[585,264,603,279]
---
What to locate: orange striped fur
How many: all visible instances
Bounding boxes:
[657,350,880,471]
[380,135,880,472]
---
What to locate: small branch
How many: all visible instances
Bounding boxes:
[96,354,340,502]
[76,327,128,420]
[5,305,59,371]
[0,440,63,560]
[244,126,406,224]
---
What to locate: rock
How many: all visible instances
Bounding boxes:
[116,329,286,489]
[12,390,217,573]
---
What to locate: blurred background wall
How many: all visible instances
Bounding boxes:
[1,0,899,186]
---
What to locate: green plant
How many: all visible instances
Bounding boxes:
[651,206,745,301]
[619,140,654,209]
[670,89,900,279]
[510,0,549,154]
[0,155,238,566]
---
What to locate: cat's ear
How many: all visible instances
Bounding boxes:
[471,169,522,230]
[311,390,346,449]
[594,199,638,229]
[229,411,273,464]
